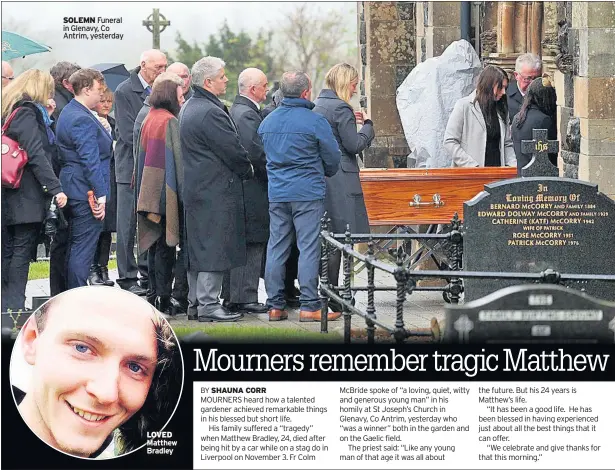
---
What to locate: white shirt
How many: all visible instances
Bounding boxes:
[240,93,261,110]
[138,72,149,90]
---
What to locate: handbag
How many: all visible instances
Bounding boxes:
[1,107,29,189]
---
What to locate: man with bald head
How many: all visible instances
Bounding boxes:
[167,62,193,100]
[14,287,180,458]
[114,50,167,296]
[2,61,15,88]
[220,68,270,314]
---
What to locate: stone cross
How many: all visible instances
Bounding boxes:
[521,128,559,177]
[454,314,474,343]
[142,8,170,49]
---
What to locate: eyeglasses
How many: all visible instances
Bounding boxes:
[517,73,539,83]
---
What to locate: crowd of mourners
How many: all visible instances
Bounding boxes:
[0,50,555,322]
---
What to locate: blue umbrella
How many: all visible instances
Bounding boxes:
[90,63,130,92]
[2,31,51,60]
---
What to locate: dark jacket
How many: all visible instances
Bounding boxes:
[133,96,151,168]
[184,87,194,101]
[50,85,75,175]
[114,67,149,184]
[506,80,524,124]
[52,84,73,124]
[103,115,117,232]
[230,95,269,244]
[1,101,63,226]
[258,97,341,203]
[261,89,284,119]
[179,86,254,272]
[56,99,113,201]
[314,89,374,233]
[511,106,558,175]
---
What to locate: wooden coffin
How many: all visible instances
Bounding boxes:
[360,167,518,225]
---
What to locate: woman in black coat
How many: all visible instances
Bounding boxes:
[1,70,67,311]
[313,63,375,310]
[512,75,558,175]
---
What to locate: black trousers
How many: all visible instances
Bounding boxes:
[2,223,41,311]
[49,224,69,296]
[222,242,266,304]
[147,225,176,299]
[93,231,112,267]
[172,238,188,301]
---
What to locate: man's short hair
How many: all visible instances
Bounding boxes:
[69,68,105,95]
[50,61,82,88]
[153,71,183,89]
[191,56,225,88]
[238,68,265,93]
[167,62,190,76]
[515,53,542,73]
[33,296,181,455]
[279,71,309,99]
[140,49,166,64]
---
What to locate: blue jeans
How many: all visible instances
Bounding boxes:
[265,200,324,312]
[66,200,102,289]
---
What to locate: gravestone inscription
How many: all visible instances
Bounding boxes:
[463,177,615,301]
[444,284,615,343]
[463,129,615,302]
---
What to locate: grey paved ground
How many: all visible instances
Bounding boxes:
[25,263,447,339]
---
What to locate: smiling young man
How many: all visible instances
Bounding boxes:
[15,287,180,458]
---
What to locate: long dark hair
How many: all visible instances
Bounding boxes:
[149,79,182,117]
[473,65,509,134]
[515,75,557,128]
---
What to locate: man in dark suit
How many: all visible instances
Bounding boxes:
[48,61,81,296]
[179,56,254,322]
[220,68,270,315]
[56,69,113,288]
[506,53,542,123]
[114,49,167,295]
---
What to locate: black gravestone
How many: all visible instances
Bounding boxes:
[464,177,615,301]
[444,284,615,344]
[521,128,559,177]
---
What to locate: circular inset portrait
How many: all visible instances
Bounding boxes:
[9,286,184,459]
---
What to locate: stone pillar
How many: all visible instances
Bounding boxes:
[424,2,462,59]
[485,2,547,75]
[529,2,544,56]
[541,2,560,76]
[572,2,615,200]
[553,2,576,178]
[360,2,415,168]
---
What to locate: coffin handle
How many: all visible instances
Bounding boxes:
[408,194,445,208]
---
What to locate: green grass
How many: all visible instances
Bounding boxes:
[172,324,343,343]
[28,259,118,281]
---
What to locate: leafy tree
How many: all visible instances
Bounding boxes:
[166,33,204,68]
[169,21,281,100]
[204,21,280,98]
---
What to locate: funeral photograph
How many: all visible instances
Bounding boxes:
[1,0,614,348]
[8,286,184,459]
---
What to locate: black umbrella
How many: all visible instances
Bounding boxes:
[90,63,130,92]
